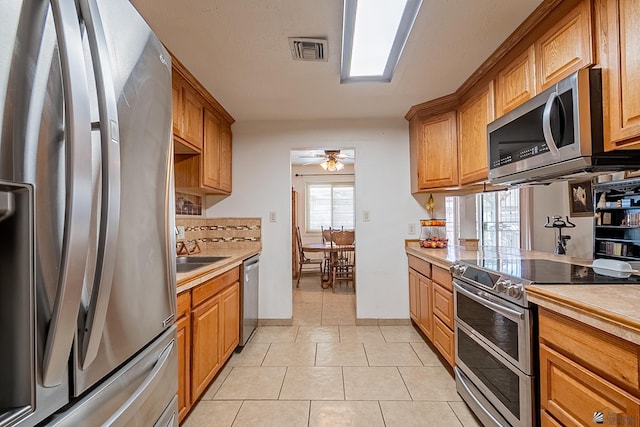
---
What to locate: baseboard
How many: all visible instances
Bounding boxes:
[258,318,294,326]
[355,318,411,326]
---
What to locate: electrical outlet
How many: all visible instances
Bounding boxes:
[408,223,416,235]
[176,225,185,240]
[362,210,370,222]
[269,211,277,222]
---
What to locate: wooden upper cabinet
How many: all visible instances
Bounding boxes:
[496,45,536,117]
[535,0,593,92]
[603,0,640,150]
[172,74,182,137]
[202,109,222,190]
[172,71,204,152]
[458,82,495,185]
[415,111,458,190]
[219,124,232,193]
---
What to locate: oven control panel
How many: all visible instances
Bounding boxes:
[451,261,529,305]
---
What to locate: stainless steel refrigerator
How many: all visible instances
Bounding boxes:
[0,0,177,425]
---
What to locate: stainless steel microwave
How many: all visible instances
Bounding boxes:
[487,68,640,185]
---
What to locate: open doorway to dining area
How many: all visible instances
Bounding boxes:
[290,149,356,323]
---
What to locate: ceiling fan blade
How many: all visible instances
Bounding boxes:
[302,159,323,165]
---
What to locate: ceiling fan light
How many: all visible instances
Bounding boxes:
[320,160,330,170]
[335,161,345,171]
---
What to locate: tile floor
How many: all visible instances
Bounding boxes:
[183,274,483,427]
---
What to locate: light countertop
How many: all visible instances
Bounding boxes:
[405,242,640,345]
[176,247,260,293]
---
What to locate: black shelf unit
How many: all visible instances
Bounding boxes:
[593,177,640,260]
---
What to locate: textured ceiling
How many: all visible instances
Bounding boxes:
[130,0,542,122]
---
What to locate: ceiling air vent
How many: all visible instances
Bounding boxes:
[288,37,328,62]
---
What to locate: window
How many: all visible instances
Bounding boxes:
[306,183,355,231]
[476,189,520,248]
[445,196,459,243]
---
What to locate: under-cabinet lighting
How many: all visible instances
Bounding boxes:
[341,0,422,83]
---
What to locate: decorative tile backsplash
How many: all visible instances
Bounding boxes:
[175,217,261,250]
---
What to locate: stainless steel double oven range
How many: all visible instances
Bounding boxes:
[450,257,640,427]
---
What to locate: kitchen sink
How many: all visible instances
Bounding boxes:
[176,256,228,264]
[175,256,228,273]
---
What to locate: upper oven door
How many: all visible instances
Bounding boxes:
[454,279,534,375]
[487,69,595,183]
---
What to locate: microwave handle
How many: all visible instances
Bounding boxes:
[542,92,561,156]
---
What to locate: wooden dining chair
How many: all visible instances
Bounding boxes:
[329,229,355,292]
[320,226,333,277]
[295,226,323,287]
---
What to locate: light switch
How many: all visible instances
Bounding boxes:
[269,211,277,222]
[408,223,416,235]
[362,210,370,222]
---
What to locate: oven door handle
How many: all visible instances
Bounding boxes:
[456,368,509,427]
[455,282,523,321]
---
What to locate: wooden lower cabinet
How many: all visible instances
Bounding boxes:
[220,282,240,361]
[432,317,455,367]
[176,314,191,422]
[418,275,433,339]
[177,268,240,422]
[408,269,419,322]
[407,255,455,368]
[538,308,640,427]
[191,294,222,400]
[540,344,640,427]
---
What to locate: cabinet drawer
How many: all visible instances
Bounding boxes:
[433,317,455,367]
[432,282,454,329]
[539,308,640,395]
[540,344,640,427]
[177,291,191,319]
[540,410,563,427]
[432,265,452,291]
[192,268,240,308]
[408,255,431,278]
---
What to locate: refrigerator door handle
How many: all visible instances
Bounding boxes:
[43,0,93,387]
[103,340,176,427]
[77,0,122,369]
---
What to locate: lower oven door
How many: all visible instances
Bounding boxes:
[456,322,535,427]
[454,279,533,375]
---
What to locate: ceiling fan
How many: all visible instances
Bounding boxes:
[299,150,353,171]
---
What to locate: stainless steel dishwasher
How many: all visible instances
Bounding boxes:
[238,254,259,350]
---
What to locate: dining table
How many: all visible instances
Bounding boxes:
[301,242,355,288]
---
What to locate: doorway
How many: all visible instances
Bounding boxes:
[290,149,356,321]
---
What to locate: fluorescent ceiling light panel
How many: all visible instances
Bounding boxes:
[341,0,422,83]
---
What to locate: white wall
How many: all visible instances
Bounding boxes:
[531,182,593,259]
[206,119,439,320]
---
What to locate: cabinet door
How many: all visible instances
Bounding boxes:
[416,111,458,189]
[458,82,494,185]
[603,0,640,149]
[496,45,536,117]
[182,85,204,150]
[540,344,640,427]
[191,295,221,400]
[433,317,455,367]
[432,281,454,330]
[219,124,232,193]
[418,275,432,339]
[172,72,182,137]
[220,282,240,360]
[408,269,419,322]
[535,0,593,92]
[176,314,191,422]
[202,109,221,190]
